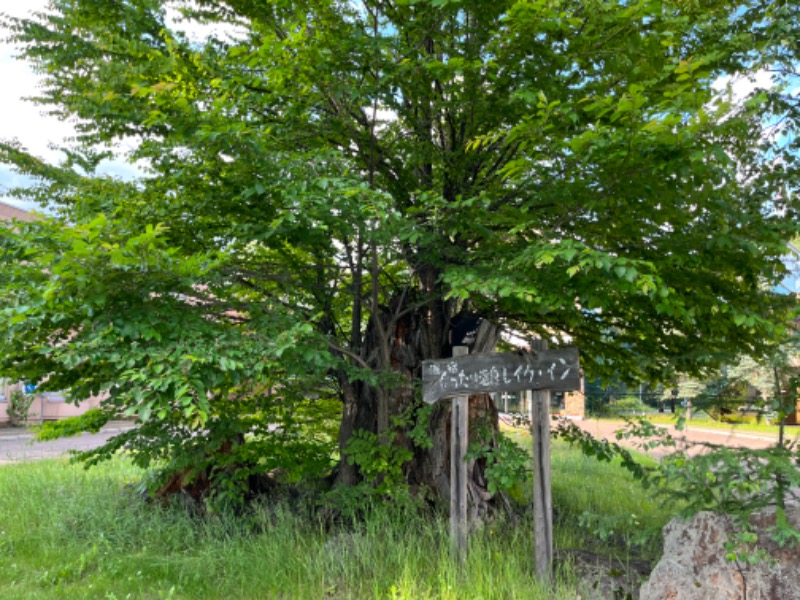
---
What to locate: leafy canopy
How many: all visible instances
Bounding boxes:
[1,0,798,493]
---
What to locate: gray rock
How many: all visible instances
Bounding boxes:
[640,507,800,600]
[559,549,650,599]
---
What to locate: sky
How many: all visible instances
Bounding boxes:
[0,1,147,212]
[2,2,783,206]
[0,1,75,211]
[0,1,251,213]
[0,1,207,213]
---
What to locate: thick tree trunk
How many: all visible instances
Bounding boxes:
[334,288,504,517]
[405,392,499,520]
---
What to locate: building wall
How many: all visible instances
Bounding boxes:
[564,388,586,420]
[0,379,103,423]
[0,201,36,222]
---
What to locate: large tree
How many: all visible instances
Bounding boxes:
[1,0,798,504]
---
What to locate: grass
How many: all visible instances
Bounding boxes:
[0,442,675,599]
[551,441,665,557]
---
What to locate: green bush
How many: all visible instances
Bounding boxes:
[7,389,35,426]
[612,396,649,413]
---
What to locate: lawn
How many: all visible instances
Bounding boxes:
[0,441,674,599]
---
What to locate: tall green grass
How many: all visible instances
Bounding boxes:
[0,442,673,599]
[550,440,666,560]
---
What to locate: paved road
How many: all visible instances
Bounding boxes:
[0,422,136,465]
[1,418,796,465]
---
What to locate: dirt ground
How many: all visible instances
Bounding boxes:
[569,417,797,458]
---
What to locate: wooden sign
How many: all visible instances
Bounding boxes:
[430,342,580,584]
[421,349,580,404]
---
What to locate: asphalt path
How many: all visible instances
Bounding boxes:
[0,417,796,465]
[0,421,136,465]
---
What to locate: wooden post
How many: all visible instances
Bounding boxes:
[451,345,469,563]
[530,339,553,583]
[421,346,580,574]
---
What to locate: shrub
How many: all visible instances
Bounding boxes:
[7,389,35,426]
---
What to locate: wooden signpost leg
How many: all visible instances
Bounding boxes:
[530,340,553,583]
[451,346,469,564]
[451,393,468,562]
[421,343,579,574]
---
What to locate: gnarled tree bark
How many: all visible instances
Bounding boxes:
[335,291,504,517]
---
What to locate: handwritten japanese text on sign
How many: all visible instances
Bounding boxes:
[421,349,580,404]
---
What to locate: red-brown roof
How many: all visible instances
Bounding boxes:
[0,201,35,222]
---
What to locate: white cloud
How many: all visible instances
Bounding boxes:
[712,69,775,104]
[1,1,70,210]
[1,1,74,164]
[164,1,248,45]
[1,1,246,211]
[1,1,149,210]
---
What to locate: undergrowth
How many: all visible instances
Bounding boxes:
[0,439,673,600]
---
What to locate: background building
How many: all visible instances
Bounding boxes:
[0,201,102,423]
